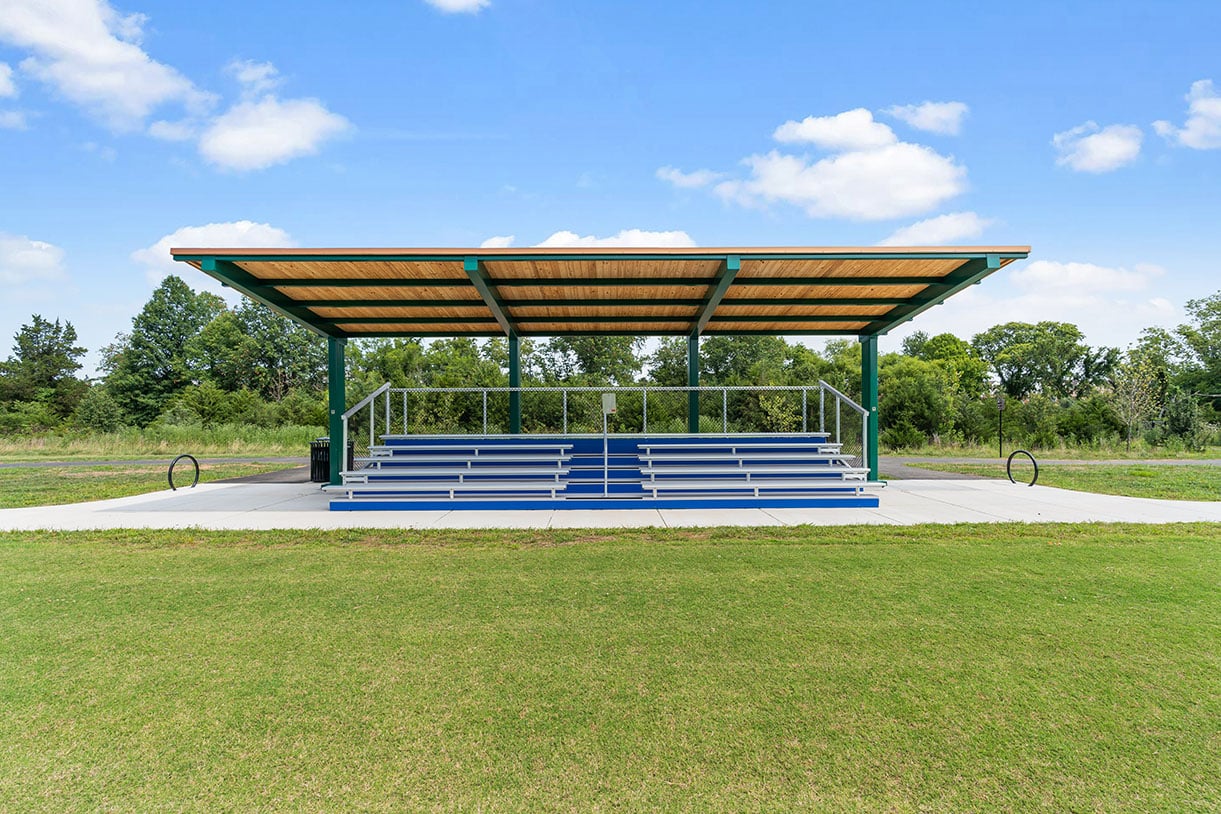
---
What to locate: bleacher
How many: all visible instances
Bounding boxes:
[326,434,880,510]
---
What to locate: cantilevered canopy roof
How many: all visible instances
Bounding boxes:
[171,246,1029,339]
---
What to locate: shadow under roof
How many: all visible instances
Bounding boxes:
[171,246,1030,339]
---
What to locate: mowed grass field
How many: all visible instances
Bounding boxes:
[0,462,296,509]
[1,524,1218,812]
[918,461,1221,501]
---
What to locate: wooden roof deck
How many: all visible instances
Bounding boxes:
[171,246,1030,339]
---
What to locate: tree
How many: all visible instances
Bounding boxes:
[538,336,643,384]
[972,321,1116,399]
[1175,292,1221,412]
[106,276,225,425]
[1110,358,1161,450]
[0,315,87,419]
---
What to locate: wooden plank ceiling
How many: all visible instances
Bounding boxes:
[172,247,1030,339]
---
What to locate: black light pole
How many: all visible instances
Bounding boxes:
[997,394,1006,458]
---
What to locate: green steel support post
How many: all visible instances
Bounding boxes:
[687,335,700,434]
[508,333,521,434]
[327,337,346,486]
[861,335,879,481]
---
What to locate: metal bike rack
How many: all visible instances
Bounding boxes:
[168,454,200,490]
[1006,449,1038,486]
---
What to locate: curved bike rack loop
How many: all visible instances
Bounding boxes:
[169,454,200,491]
[1006,449,1038,486]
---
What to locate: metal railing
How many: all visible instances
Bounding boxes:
[342,381,868,468]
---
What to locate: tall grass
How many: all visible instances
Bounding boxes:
[0,423,323,460]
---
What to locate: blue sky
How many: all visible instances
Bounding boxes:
[1,0,1219,374]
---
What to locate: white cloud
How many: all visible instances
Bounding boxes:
[1153,79,1221,150]
[132,220,295,287]
[883,261,1177,352]
[655,166,725,189]
[198,96,349,171]
[0,232,67,285]
[534,229,697,248]
[480,235,515,248]
[715,142,966,221]
[883,101,969,135]
[0,62,16,97]
[227,59,281,96]
[0,110,28,130]
[772,108,897,151]
[1052,121,1142,172]
[1010,260,1161,293]
[424,0,490,12]
[878,211,994,246]
[0,0,212,130]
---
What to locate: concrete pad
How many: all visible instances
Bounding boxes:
[0,479,1218,531]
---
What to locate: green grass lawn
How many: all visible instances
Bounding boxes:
[918,461,1221,500]
[1,524,1217,812]
[888,441,1221,460]
[0,462,294,509]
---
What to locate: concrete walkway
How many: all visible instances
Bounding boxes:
[1,480,1218,531]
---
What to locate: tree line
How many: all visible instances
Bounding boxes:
[2,274,1218,451]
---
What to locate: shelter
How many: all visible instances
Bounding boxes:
[172,246,1030,494]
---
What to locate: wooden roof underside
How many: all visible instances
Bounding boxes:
[171,247,1030,339]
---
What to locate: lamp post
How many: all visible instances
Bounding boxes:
[997,393,1006,459]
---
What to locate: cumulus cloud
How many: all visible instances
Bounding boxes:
[534,229,697,248]
[715,142,966,221]
[198,96,349,171]
[655,166,725,189]
[887,259,1177,351]
[0,232,67,285]
[772,108,897,151]
[883,101,969,135]
[664,106,967,221]
[0,62,16,97]
[132,220,295,286]
[1010,260,1162,293]
[0,0,212,130]
[424,0,490,12]
[1153,79,1221,150]
[1052,121,1142,172]
[878,211,994,246]
[480,235,515,248]
[227,59,281,96]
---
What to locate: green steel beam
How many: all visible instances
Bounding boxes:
[325,314,877,327]
[861,255,1003,336]
[508,333,521,434]
[198,259,340,338]
[692,256,740,336]
[327,337,346,486]
[464,257,514,336]
[363,329,860,337]
[687,335,700,434]
[861,335,879,482]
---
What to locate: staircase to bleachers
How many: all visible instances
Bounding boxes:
[326,434,880,510]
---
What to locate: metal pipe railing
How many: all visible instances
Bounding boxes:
[340,382,870,472]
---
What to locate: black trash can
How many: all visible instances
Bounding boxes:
[310,437,354,482]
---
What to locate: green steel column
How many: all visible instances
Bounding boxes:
[508,333,521,434]
[327,336,346,486]
[687,334,700,434]
[861,335,879,481]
